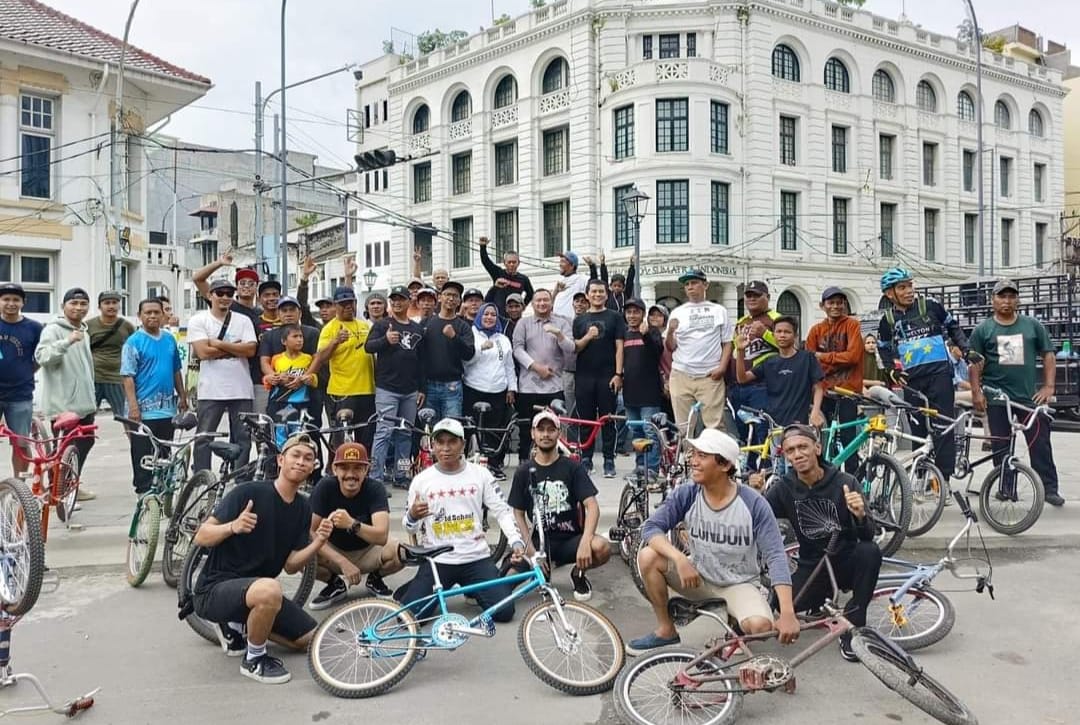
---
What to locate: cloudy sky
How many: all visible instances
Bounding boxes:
[44,0,1080,171]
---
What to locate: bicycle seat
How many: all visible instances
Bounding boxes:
[417,408,438,425]
[336,409,355,423]
[173,411,198,431]
[737,409,764,426]
[398,543,454,565]
[548,399,567,415]
[52,412,82,432]
[472,401,492,415]
[209,440,244,462]
[632,438,654,453]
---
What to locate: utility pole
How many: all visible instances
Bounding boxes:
[111,0,141,295]
[961,0,986,278]
[254,80,264,267]
[279,0,290,291]
[272,113,280,277]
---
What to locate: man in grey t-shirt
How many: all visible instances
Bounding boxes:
[627,429,799,655]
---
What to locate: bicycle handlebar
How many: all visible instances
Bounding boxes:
[114,416,224,445]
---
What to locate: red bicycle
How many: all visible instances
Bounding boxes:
[533,401,625,462]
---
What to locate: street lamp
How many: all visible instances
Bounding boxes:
[960,0,986,277]
[363,268,378,294]
[622,186,650,298]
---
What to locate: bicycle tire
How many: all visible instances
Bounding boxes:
[29,415,54,460]
[978,460,1045,536]
[627,529,647,599]
[480,505,509,563]
[850,629,978,725]
[618,482,649,550]
[126,496,161,588]
[907,459,947,538]
[865,585,955,651]
[162,470,219,588]
[857,452,912,556]
[307,597,420,698]
[517,599,624,695]
[612,646,742,725]
[52,445,80,525]
[0,477,45,616]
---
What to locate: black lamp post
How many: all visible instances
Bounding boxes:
[622,186,650,298]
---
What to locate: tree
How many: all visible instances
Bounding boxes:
[530,0,546,7]
[982,34,1006,53]
[382,39,395,55]
[835,0,866,5]
[493,13,512,26]
[295,212,319,229]
[416,28,469,55]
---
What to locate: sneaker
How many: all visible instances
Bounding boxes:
[838,633,859,663]
[76,488,97,502]
[489,466,507,481]
[391,477,411,491]
[582,458,594,474]
[215,623,246,657]
[603,459,617,478]
[626,631,681,656]
[1046,492,1066,507]
[366,572,393,598]
[241,653,291,684]
[570,566,592,602]
[309,576,348,610]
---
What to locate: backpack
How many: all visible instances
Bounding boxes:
[883,296,927,328]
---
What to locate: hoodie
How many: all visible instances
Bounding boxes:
[34,314,96,417]
[765,463,875,565]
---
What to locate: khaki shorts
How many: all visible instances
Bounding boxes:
[328,539,396,573]
[664,562,773,624]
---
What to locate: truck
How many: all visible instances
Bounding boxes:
[919,274,1079,418]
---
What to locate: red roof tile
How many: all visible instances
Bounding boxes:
[0,0,211,86]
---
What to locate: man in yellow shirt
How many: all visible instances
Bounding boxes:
[307,287,376,451]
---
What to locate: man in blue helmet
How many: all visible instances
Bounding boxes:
[877,267,978,484]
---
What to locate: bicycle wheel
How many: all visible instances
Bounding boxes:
[0,477,45,616]
[626,529,647,600]
[307,597,420,698]
[618,483,649,565]
[858,453,912,556]
[907,459,946,538]
[612,646,742,725]
[162,470,218,589]
[978,460,1044,536]
[865,585,955,651]
[29,415,53,460]
[518,599,624,695]
[51,445,81,525]
[481,505,508,563]
[126,496,161,588]
[850,629,978,725]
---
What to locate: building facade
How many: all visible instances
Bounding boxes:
[354,0,1066,328]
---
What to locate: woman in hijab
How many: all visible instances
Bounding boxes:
[463,302,516,479]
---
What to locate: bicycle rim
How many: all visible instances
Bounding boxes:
[861,454,912,556]
[0,478,44,615]
[613,647,742,725]
[127,496,161,587]
[52,445,80,524]
[518,600,624,695]
[979,461,1044,536]
[865,586,955,651]
[907,460,946,537]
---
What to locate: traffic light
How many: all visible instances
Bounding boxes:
[355,149,397,171]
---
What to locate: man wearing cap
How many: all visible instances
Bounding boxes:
[35,288,99,482]
[460,287,484,324]
[308,442,405,608]
[503,292,524,338]
[806,287,864,473]
[313,296,335,326]
[420,281,475,419]
[727,281,780,442]
[969,280,1064,507]
[512,289,575,463]
[0,282,43,477]
[307,286,377,452]
[365,285,426,490]
[412,286,438,323]
[85,290,136,417]
[399,418,526,621]
[628,428,798,654]
[258,296,322,419]
[573,279,626,478]
[364,292,387,323]
[666,269,735,431]
[188,279,258,473]
[479,236,534,314]
[192,433,334,683]
[193,250,261,326]
[552,251,590,321]
[623,298,665,473]
[405,278,425,320]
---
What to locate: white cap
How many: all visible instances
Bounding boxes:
[685,429,741,471]
[532,410,561,428]
[431,417,465,439]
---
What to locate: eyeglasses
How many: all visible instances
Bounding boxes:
[211,290,235,298]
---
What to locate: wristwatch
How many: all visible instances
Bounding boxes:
[349,521,363,537]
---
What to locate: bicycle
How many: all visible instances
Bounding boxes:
[612,530,978,725]
[306,470,625,699]
[532,400,626,464]
[609,413,681,560]
[461,400,520,563]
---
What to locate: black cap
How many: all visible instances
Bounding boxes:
[314,295,334,306]
[820,286,847,302]
[277,295,300,308]
[624,297,646,311]
[463,287,484,301]
[97,290,121,303]
[0,282,25,299]
[441,280,465,295]
[417,286,438,299]
[258,280,282,295]
[744,280,769,296]
[572,291,587,301]
[992,279,1019,295]
[63,287,90,303]
[678,268,707,284]
[208,278,237,294]
[388,285,411,300]
[333,286,357,302]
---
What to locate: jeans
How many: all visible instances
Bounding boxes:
[728,382,768,468]
[371,389,418,482]
[514,391,563,461]
[625,405,661,472]
[327,394,376,453]
[424,380,463,420]
[397,557,515,623]
[94,382,127,416]
[127,417,175,494]
[987,404,1059,496]
[574,372,617,463]
[194,399,253,473]
[0,399,33,437]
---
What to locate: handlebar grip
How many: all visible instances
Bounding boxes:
[532,405,550,412]
[607,414,627,422]
[833,387,857,397]
[113,415,143,428]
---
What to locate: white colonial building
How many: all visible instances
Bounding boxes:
[354,0,1066,327]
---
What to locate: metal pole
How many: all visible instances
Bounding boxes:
[111,0,141,294]
[272,113,280,278]
[254,81,263,268]
[632,220,642,298]
[279,0,290,291]
[963,0,986,278]
[989,145,996,276]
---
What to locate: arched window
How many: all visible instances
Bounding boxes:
[957,91,975,121]
[823,58,849,93]
[994,100,1011,129]
[771,44,800,82]
[494,75,517,109]
[872,69,895,102]
[916,80,937,112]
[1028,108,1044,137]
[776,291,802,324]
[451,91,471,122]
[412,104,429,134]
[542,58,568,94]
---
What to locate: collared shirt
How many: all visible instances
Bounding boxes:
[512,313,575,395]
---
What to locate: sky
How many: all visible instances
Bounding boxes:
[42,0,1080,171]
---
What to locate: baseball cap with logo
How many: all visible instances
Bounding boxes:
[432,417,465,439]
[333,286,357,303]
[532,409,561,428]
[277,295,300,309]
[333,442,370,465]
[463,287,484,301]
[388,285,411,300]
[208,278,237,294]
[678,268,708,284]
[63,287,90,303]
[744,280,770,296]
[993,279,1019,295]
[684,429,741,471]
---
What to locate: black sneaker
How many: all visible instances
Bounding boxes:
[366,572,393,598]
[570,566,593,602]
[603,459,617,478]
[309,576,348,610]
[1046,492,1066,507]
[215,623,245,657]
[241,653,291,684]
[391,477,411,490]
[838,633,859,663]
[489,466,507,481]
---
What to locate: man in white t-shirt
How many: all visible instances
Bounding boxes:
[551,251,590,321]
[188,278,258,472]
[665,268,734,431]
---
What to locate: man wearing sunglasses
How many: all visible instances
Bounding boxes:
[188,278,258,473]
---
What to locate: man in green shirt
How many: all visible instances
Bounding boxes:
[969,280,1062,507]
[87,290,136,416]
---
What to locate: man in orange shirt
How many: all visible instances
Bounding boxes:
[805,287,864,473]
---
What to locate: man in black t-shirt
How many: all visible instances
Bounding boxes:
[192,433,333,685]
[572,279,625,477]
[736,316,825,428]
[506,410,609,601]
[622,298,665,473]
[308,442,404,609]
